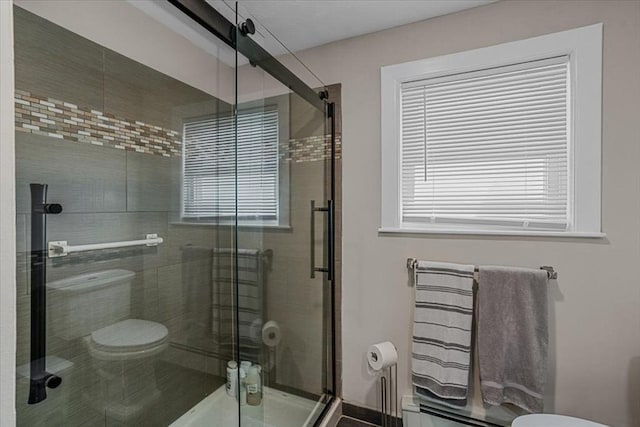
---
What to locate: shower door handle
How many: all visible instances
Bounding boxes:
[310,199,334,280]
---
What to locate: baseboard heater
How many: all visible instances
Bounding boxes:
[402,396,511,427]
[419,405,506,427]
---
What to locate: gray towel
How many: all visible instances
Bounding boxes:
[412,261,475,403]
[478,266,548,413]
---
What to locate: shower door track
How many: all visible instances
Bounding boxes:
[167,0,326,113]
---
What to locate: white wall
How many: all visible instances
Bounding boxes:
[0,1,16,425]
[284,1,640,426]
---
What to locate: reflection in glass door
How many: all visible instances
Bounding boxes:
[232,4,337,426]
[13,1,336,426]
[234,37,335,427]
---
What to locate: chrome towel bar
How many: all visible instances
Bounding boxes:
[48,234,163,258]
[406,258,557,280]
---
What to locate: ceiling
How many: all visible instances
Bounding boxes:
[130,0,496,69]
[235,1,497,53]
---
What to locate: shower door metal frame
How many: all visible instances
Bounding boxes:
[167,0,325,113]
[168,0,338,423]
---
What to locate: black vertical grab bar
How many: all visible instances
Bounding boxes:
[28,184,63,404]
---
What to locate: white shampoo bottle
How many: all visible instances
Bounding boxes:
[226,361,238,398]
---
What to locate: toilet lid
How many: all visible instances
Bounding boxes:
[91,319,168,352]
[513,414,608,427]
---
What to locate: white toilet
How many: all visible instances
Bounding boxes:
[47,269,169,422]
[513,414,609,427]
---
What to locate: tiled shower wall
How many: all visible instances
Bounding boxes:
[14,7,231,425]
[14,6,342,425]
[15,88,341,163]
[15,89,182,156]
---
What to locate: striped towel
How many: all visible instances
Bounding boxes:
[412,261,475,403]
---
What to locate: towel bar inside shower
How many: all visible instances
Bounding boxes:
[406,258,557,280]
[48,234,164,258]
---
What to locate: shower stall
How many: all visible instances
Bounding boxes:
[13,1,339,426]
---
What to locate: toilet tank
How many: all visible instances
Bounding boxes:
[47,269,135,340]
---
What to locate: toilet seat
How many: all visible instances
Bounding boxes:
[512,414,608,427]
[87,319,168,360]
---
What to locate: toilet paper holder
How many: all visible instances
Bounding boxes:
[380,365,398,427]
[367,342,399,427]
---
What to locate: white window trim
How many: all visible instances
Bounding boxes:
[380,23,604,238]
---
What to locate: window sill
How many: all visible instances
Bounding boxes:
[378,227,606,239]
[171,221,292,231]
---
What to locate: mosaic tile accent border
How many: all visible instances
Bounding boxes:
[14,90,342,162]
[14,90,182,157]
[282,134,342,163]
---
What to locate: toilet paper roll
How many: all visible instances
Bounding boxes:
[367,341,398,371]
[262,320,281,347]
[249,318,263,344]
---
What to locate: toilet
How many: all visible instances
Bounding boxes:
[512,414,609,427]
[47,269,169,422]
[87,318,168,361]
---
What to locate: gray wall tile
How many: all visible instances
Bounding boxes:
[16,132,127,214]
[16,214,26,253]
[130,268,159,321]
[103,50,216,130]
[126,151,181,213]
[164,223,227,266]
[156,263,184,337]
[290,91,326,139]
[14,7,104,111]
[16,215,27,295]
[16,253,28,296]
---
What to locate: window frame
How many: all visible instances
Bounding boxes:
[380,23,604,237]
[180,96,290,228]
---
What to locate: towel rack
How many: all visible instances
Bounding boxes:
[178,245,274,270]
[406,258,557,280]
[48,234,163,258]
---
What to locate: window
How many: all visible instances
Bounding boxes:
[182,107,280,223]
[381,24,603,237]
[401,56,570,230]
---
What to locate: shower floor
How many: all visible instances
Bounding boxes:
[170,385,323,427]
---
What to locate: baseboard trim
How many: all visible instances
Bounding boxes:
[342,402,403,426]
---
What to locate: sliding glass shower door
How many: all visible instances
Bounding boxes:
[233,4,336,425]
[14,2,239,425]
[13,1,335,426]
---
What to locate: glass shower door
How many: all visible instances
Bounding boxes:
[233,5,336,426]
[13,2,238,426]
[13,1,335,426]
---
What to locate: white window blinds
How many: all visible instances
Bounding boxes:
[182,108,279,219]
[400,56,570,230]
